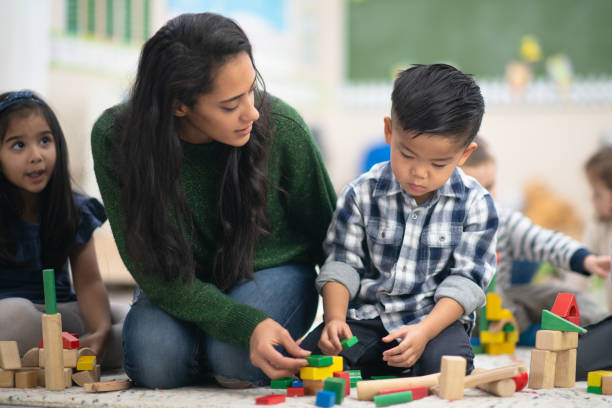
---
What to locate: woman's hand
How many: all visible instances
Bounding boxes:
[318,319,353,355]
[249,318,310,379]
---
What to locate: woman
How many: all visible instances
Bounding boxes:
[91,12,336,388]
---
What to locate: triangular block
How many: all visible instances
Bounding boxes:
[551,293,580,326]
[541,309,586,333]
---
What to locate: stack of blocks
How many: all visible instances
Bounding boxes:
[528,293,584,389]
[587,370,612,395]
[479,292,519,355]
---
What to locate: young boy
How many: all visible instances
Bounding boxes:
[462,136,608,342]
[300,64,498,377]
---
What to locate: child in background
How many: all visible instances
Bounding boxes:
[584,146,612,313]
[0,91,126,368]
[462,136,608,343]
[301,64,498,377]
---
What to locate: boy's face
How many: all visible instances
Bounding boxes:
[462,160,497,198]
[384,116,476,205]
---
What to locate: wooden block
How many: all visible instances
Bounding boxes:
[76,355,97,371]
[15,370,38,388]
[587,370,612,387]
[286,386,305,397]
[602,373,612,395]
[379,385,428,400]
[505,330,519,343]
[561,332,578,349]
[300,365,333,380]
[484,341,515,355]
[439,356,466,400]
[472,368,515,397]
[374,391,413,406]
[324,377,346,404]
[63,367,73,388]
[304,355,333,367]
[83,379,132,392]
[0,368,15,388]
[587,385,602,394]
[341,336,358,349]
[39,348,79,368]
[72,370,97,387]
[330,356,343,373]
[333,371,350,396]
[486,293,504,320]
[36,368,45,387]
[554,348,576,387]
[528,349,557,389]
[303,379,325,395]
[535,330,563,350]
[550,292,580,326]
[21,348,39,367]
[94,364,101,382]
[541,309,586,333]
[357,373,441,400]
[270,377,293,389]
[62,332,80,349]
[0,341,22,369]
[463,364,524,389]
[480,331,505,344]
[42,313,64,391]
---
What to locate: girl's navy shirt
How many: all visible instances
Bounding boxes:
[0,192,106,303]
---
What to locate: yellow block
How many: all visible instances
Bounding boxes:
[300,365,333,381]
[480,331,505,344]
[505,330,519,343]
[499,309,514,320]
[587,370,612,387]
[484,342,515,355]
[330,356,343,373]
[485,293,503,320]
[76,356,96,371]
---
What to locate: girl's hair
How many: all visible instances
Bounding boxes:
[585,146,612,192]
[0,91,78,269]
[116,12,271,290]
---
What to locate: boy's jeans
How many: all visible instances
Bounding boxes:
[122,264,318,388]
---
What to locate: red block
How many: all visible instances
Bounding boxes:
[38,338,43,348]
[62,332,80,349]
[551,292,580,326]
[255,394,286,405]
[379,385,429,400]
[512,372,529,391]
[333,371,350,396]
[287,387,305,397]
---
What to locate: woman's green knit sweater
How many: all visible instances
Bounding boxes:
[91,96,336,349]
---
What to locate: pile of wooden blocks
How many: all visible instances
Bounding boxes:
[528,293,585,389]
[478,292,519,354]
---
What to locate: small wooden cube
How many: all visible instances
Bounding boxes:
[15,370,38,388]
[0,341,22,370]
[0,368,15,388]
[528,349,557,389]
[602,373,612,395]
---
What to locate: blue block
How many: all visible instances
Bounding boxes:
[470,337,481,346]
[315,390,336,407]
[291,380,303,387]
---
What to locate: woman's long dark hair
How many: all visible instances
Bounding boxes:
[117,13,271,290]
[0,91,78,269]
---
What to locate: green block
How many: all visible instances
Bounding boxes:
[374,391,413,407]
[371,376,397,380]
[541,309,587,333]
[270,377,293,389]
[350,378,362,387]
[502,323,515,332]
[323,377,346,404]
[587,385,602,394]
[486,275,496,292]
[472,344,484,354]
[478,306,489,332]
[305,354,333,367]
[347,369,362,378]
[42,269,57,314]
[341,336,359,349]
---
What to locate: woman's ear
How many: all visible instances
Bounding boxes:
[173,101,188,117]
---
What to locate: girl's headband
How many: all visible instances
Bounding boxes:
[0,91,44,115]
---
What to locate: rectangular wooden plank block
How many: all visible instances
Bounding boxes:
[554,348,576,387]
[439,356,466,400]
[528,349,557,389]
[0,341,21,370]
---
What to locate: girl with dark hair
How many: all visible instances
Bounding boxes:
[0,90,126,368]
[91,13,336,388]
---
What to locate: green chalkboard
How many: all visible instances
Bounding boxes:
[347,0,612,81]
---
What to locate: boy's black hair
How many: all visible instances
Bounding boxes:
[391,64,484,146]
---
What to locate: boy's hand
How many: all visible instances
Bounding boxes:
[319,319,353,355]
[381,323,429,367]
[583,254,611,279]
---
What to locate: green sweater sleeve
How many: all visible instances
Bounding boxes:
[90,109,268,349]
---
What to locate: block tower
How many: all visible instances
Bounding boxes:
[528,293,585,389]
[477,274,519,355]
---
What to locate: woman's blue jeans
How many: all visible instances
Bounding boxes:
[122,264,318,388]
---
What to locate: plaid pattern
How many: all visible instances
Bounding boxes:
[322,162,498,333]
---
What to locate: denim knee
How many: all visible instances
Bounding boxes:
[206,336,269,387]
[123,295,201,389]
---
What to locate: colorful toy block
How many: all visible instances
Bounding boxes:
[315,390,336,407]
[483,341,515,355]
[374,390,413,407]
[303,379,324,395]
[76,355,96,371]
[587,370,612,387]
[587,385,602,394]
[480,331,504,344]
[541,309,586,333]
[306,355,333,367]
[512,372,528,391]
[550,293,580,326]
[371,376,397,380]
[347,369,363,387]
[62,332,80,349]
[330,355,343,373]
[300,365,333,380]
[291,380,303,387]
[324,377,346,404]
[379,385,428,400]
[270,377,293,389]
[505,330,518,343]
[333,371,350,396]
[287,386,305,397]
[485,293,503,320]
[255,394,286,405]
[341,336,358,349]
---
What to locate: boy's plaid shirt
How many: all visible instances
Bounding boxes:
[318,162,498,333]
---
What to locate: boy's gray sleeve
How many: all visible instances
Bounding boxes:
[315,185,366,299]
[435,193,498,315]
